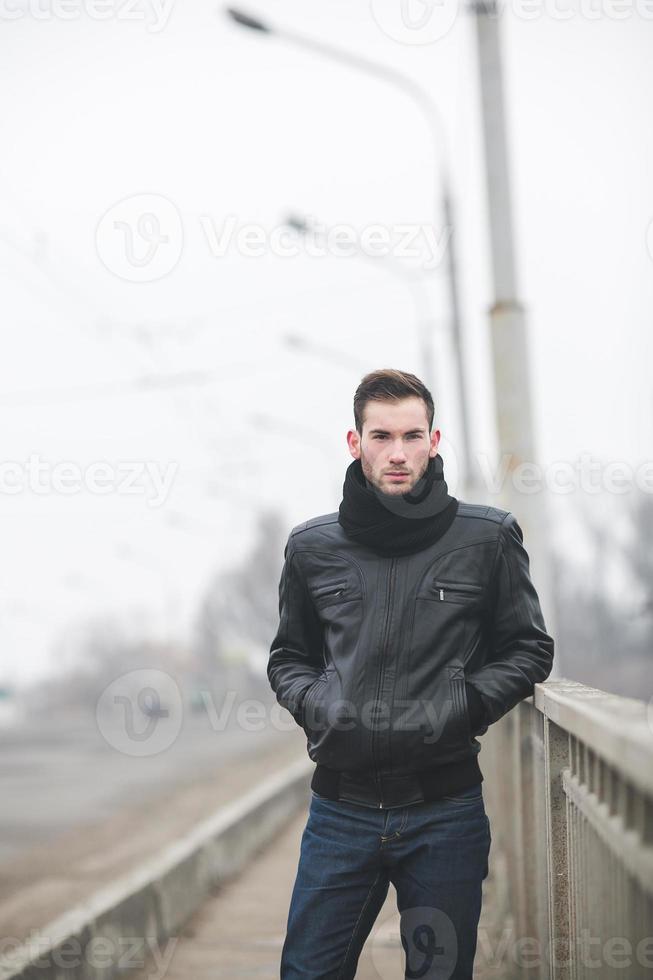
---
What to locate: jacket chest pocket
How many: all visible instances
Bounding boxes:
[416,575,485,604]
[308,574,365,653]
[310,577,363,611]
[430,580,484,605]
[312,581,349,606]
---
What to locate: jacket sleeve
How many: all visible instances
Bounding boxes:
[466,512,554,727]
[268,534,325,727]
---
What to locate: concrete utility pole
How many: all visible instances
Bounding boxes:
[473,0,557,648]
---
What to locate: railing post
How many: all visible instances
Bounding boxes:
[516,700,540,975]
[543,716,572,979]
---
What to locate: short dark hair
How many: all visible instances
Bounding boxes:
[353,369,435,435]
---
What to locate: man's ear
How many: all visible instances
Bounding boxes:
[429,428,441,457]
[347,429,361,460]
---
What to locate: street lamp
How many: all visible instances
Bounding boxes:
[284,210,442,393]
[283,328,369,374]
[224,6,476,497]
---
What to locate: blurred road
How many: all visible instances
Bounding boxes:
[0,697,283,863]
[0,710,306,944]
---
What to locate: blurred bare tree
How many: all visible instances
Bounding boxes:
[192,507,287,695]
[26,614,188,717]
[552,491,653,699]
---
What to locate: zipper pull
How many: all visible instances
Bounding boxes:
[439,588,444,601]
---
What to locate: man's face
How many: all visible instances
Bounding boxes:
[346,397,440,496]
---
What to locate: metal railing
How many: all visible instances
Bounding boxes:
[480,678,653,979]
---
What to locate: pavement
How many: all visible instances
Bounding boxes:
[126,800,508,980]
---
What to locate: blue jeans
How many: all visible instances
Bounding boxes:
[280,783,491,979]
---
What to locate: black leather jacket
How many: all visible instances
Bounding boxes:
[268,503,554,807]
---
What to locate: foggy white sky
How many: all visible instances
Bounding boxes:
[1,0,651,685]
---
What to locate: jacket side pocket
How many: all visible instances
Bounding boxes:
[446,663,472,744]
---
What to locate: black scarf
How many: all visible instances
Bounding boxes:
[338,454,459,557]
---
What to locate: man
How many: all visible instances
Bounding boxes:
[269,369,554,979]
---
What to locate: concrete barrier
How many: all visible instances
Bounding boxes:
[0,755,313,980]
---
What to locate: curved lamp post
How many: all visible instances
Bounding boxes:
[224,6,475,496]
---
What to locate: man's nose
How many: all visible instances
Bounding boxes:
[388,442,407,461]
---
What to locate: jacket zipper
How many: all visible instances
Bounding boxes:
[371,557,396,808]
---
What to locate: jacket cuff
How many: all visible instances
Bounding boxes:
[465,682,488,730]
